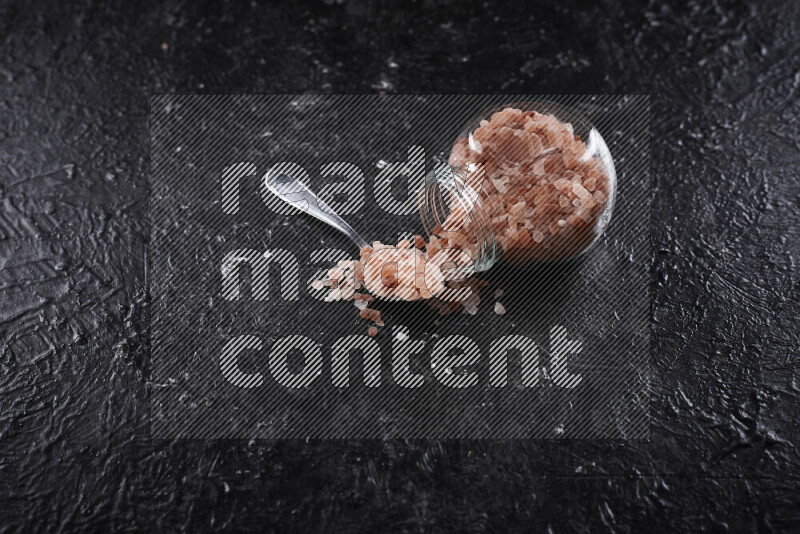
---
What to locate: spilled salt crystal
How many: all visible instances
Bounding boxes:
[494,302,506,315]
[494,289,504,298]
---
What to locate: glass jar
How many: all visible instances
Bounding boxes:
[418,100,617,272]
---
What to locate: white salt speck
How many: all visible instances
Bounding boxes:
[555,424,565,435]
[394,330,409,342]
[354,300,368,310]
[468,133,483,153]
[492,178,509,194]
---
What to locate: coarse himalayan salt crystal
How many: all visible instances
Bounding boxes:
[368,326,378,337]
[494,302,506,315]
[447,107,611,263]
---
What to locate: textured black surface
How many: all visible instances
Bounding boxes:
[1,0,799,531]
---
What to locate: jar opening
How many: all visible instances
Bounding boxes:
[419,166,499,272]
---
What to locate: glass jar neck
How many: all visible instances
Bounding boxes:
[419,166,500,272]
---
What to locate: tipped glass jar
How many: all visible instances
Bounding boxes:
[419,101,617,272]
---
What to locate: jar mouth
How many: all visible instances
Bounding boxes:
[419,166,499,272]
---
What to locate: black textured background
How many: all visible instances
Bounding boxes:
[1,0,798,531]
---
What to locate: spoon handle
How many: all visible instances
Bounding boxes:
[264,172,370,250]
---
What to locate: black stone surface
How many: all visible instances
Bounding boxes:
[1,0,798,531]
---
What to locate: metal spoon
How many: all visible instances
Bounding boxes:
[264,172,370,250]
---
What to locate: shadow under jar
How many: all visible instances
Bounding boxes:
[419,101,617,272]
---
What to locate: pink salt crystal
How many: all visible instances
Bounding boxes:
[543,153,566,174]
[494,302,506,315]
[572,182,592,201]
[368,326,378,337]
[509,201,526,219]
[492,178,509,194]
[446,231,469,249]
[360,308,382,324]
[554,179,572,193]
[584,177,596,191]
[531,230,544,243]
